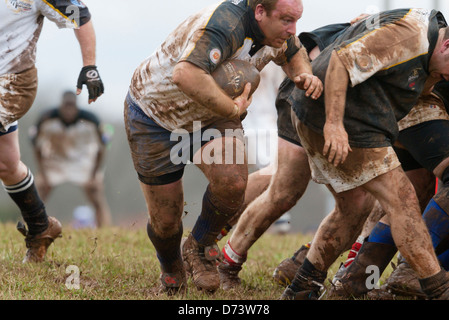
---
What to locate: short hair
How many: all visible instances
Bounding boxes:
[249,0,279,15]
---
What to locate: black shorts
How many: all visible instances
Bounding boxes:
[276,78,302,147]
[397,120,449,172]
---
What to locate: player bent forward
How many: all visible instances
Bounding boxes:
[31,91,112,228]
[124,0,322,294]
[281,8,449,300]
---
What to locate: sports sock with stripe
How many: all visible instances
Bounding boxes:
[3,169,49,236]
[191,185,242,246]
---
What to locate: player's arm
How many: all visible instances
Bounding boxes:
[74,20,104,104]
[282,46,323,100]
[323,50,352,167]
[37,0,104,104]
[173,62,252,118]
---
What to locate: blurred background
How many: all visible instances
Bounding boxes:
[1,0,446,233]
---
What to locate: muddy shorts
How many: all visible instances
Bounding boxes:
[397,120,449,173]
[292,110,401,193]
[0,67,38,133]
[276,98,302,146]
[124,92,245,185]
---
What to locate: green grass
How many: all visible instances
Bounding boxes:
[0,223,395,300]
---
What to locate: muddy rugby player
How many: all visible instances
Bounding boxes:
[0,0,103,263]
[276,8,449,300]
[31,91,111,228]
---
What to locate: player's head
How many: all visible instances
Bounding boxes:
[59,91,79,123]
[252,0,303,48]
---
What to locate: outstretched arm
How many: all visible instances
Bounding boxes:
[323,50,352,166]
[74,20,104,104]
[282,47,323,100]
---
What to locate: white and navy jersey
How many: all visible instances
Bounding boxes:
[32,108,104,186]
[0,0,91,75]
[129,0,302,132]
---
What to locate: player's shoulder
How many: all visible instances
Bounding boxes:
[207,0,248,32]
[78,109,100,126]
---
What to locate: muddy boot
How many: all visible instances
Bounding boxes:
[280,258,327,300]
[330,241,397,298]
[158,270,187,296]
[218,261,244,290]
[385,259,426,299]
[273,243,310,286]
[17,216,62,263]
[182,233,221,292]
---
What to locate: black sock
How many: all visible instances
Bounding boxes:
[147,221,183,274]
[3,169,49,236]
[419,269,449,299]
[191,185,242,246]
[290,258,327,292]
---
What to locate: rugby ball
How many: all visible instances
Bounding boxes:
[212,59,260,99]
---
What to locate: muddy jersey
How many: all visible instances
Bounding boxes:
[289,9,447,148]
[0,0,91,76]
[32,108,103,186]
[129,0,301,132]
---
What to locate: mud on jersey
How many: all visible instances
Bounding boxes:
[290,8,447,148]
[0,0,91,75]
[129,0,301,132]
[32,108,103,186]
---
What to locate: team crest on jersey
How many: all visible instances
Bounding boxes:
[5,0,33,13]
[210,48,222,65]
[408,68,421,89]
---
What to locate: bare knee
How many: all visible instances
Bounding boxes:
[209,170,247,204]
[0,156,25,183]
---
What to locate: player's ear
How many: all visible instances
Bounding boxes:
[254,4,266,22]
[443,39,449,53]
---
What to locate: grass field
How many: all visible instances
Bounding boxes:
[0,223,395,300]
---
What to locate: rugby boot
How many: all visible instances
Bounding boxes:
[273,243,310,286]
[182,233,221,292]
[280,259,327,300]
[158,269,187,296]
[385,259,426,299]
[330,241,397,298]
[218,261,244,290]
[17,216,62,263]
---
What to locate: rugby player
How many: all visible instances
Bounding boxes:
[0,0,104,263]
[31,91,111,228]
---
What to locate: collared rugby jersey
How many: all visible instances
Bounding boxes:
[0,0,91,76]
[289,8,447,148]
[129,0,302,132]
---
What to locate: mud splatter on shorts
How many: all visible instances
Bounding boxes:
[0,67,38,132]
[292,109,401,193]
